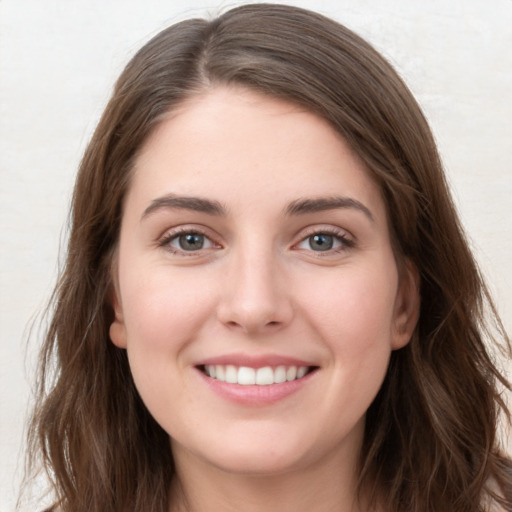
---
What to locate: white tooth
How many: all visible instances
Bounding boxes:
[274,366,287,383]
[256,366,274,385]
[206,365,216,378]
[225,365,237,383]
[286,366,297,381]
[215,365,225,381]
[297,366,308,378]
[238,366,256,385]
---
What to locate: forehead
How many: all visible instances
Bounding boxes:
[128,86,386,221]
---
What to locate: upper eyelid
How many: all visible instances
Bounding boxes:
[294,224,353,241]
[158,224,217,240]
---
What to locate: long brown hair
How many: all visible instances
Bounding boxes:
[25,4,511,511]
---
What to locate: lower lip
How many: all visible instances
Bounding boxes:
[195,368,317,406]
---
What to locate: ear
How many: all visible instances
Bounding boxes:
[109,274,127,349]
[391,259,420,350]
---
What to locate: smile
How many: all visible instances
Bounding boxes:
[201,364,312,385]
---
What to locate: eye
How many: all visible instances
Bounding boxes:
[295,230,353,253]
[160,230,217,253]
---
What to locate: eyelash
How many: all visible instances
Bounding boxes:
[157,226,355,256]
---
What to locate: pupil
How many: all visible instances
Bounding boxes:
[310,234,333,251]
[179,233,204,251]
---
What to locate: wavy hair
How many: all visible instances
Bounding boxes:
[25,4,511,511]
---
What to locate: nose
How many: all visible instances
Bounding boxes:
[216,246,294,335]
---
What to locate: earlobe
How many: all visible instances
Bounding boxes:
[391,259,420,350]
[109,284,128,349]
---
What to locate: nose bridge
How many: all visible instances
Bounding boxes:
[218,238,292,333]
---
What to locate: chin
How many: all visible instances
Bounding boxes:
[174,428,316,477]
[206,448,308,476]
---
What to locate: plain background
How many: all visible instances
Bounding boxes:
[1,0,511,510]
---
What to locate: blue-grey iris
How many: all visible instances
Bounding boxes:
[309,234,333,251]
[179,233,204,251]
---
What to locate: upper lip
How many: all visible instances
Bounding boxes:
[196,353,318,368]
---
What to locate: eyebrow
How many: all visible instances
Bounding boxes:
[141,194,226,220]
[285,196,374,222]
[141,193,374,223]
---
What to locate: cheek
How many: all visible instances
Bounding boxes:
[308,265,397,336]
[299,261,398,379]
[119,269,218,424]
[121,267,217,351]
[283,263,399,445]
[117,268,218,412]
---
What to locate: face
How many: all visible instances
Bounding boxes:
[110,87,419,477]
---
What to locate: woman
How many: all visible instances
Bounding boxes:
[26,4,511,511]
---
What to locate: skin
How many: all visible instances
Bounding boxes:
[110,86,420,512]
